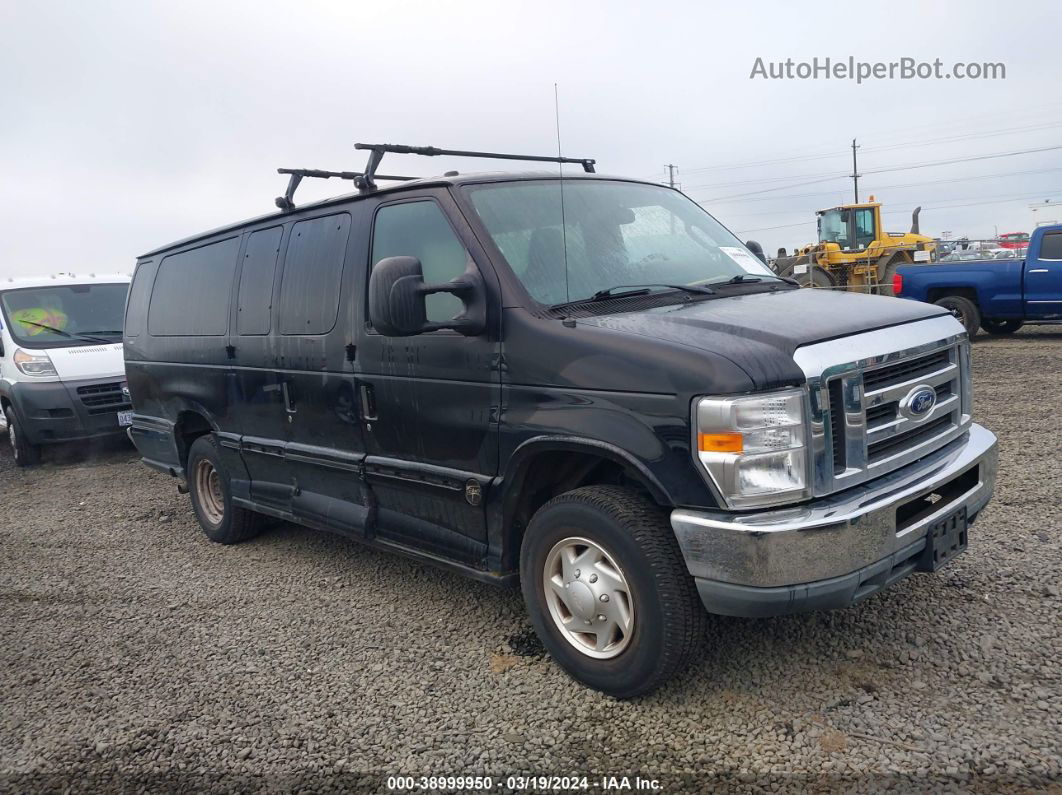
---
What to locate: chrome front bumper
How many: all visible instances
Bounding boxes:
[671,423,997,617]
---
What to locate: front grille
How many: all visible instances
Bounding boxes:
[862,349,950,391]
[817,340,968,496]
[76,382,130,415]
[828,379,846,474]
[868,415,953,464]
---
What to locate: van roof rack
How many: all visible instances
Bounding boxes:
[275,143,597,210]
[354,143,596,191]
[275,168,416,211]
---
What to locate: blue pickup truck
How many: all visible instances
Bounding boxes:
[895,223,1062,336]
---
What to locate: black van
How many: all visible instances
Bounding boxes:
[125,144,998,697]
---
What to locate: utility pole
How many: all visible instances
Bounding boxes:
[850,139,860,203]
[665,163,677,189]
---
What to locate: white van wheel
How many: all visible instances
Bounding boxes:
[6,407,42,467]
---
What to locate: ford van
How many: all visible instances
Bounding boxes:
[124,145,997,696]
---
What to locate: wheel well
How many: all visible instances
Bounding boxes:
[927,286,979,306]
[173,411,213,471]
[502,450,659,570]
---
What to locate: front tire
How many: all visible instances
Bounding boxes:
[981,318,1023,335]
[6,407,42,467]
[520,486,706,698]
[186,434,264,544]
[796,264,835,289]
[934,295,981,338]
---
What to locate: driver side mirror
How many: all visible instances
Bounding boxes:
[368,256,486,337]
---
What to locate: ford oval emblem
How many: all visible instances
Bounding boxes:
[901,385,937,421]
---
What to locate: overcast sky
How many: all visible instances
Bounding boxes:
[1,0,1059,277]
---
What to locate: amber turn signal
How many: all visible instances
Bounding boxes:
[697,432,743,453]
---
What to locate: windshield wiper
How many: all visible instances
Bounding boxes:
[586,283,716,302]
[15,320,113,344]
[709,273,799,287]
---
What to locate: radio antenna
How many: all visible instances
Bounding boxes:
[555,82,571,304]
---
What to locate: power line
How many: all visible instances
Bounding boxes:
[672,117,1062,178]
[706,166,1062,206]
[696,144,1062,202]
[732,190,1058,235]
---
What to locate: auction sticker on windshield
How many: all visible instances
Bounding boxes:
[720,246,774,275]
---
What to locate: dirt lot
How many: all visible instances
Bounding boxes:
[1,327,1060,792]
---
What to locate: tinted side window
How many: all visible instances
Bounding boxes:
[1039,232,1062,260]
[149,238,239,336]
[238,226,283,336]
[371,201,469,323]
[125,259,157,337]
[278,213,350,336]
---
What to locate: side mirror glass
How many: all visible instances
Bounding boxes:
[368,256,486,337]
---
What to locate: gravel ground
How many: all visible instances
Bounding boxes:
[1,327,1060,793]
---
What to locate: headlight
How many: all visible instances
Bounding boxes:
[694,388,809,508]
[13,349,58,377]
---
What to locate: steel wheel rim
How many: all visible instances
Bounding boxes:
[194,459,225,525]
[542,535,634,659]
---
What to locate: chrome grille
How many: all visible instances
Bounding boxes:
[795,316,972,499]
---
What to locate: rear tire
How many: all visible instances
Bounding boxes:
[6,407,42,468]
[519,485,706,698]
[934,295,981,338]
[878,257,906,297]
[981,318,1023,335]
[186,434,264,544]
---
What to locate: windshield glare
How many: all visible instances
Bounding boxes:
[0,284,128,348]
[466,180,772,305]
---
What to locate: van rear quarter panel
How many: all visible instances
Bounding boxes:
[125,235,244,471]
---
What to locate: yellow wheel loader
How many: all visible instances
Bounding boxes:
[773,197,936,295]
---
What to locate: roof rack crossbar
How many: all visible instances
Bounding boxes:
[275,168,415,211]
[353,142,597,191]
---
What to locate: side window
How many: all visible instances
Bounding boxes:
[278,213,351,336]
[148,238,239,336]
[237,226,283,336]
[125,259,158,338]
[1039,232,1062,260]
[371,201,469,323]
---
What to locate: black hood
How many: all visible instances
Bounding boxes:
[578,288,949,389]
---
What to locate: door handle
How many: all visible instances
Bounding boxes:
[360,384,378,421]
[281,381,297,415]
[1029,268,1049,273]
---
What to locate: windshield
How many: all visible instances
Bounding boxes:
[0,284,128,349]
[465,180,773,305]
[817,209,849,246]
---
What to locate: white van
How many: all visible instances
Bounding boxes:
[0,273,131,466]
